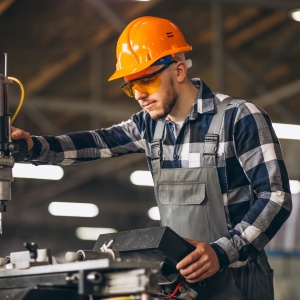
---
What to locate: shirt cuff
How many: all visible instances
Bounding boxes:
[210,242,231,269]
[26,136,42,160]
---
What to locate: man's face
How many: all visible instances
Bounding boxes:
[123,63,179,120]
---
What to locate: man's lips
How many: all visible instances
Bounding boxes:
[142,101,156,109]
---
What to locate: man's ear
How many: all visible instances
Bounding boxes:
[175,61,187,83]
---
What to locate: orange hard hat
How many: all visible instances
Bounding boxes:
[108,16,192,81]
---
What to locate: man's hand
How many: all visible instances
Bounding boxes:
[11,126,33,152]
[176,238,220,283]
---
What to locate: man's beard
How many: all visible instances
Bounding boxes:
[150,79,178,120]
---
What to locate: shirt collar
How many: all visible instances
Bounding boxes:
[188,78,217,120]
[160,78,217,123]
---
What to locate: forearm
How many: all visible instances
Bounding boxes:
[28,120,145,165]
[28,134,101,165]
[28,132,124,165]
[211,189,291,268]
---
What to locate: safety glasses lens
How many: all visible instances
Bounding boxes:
[121,75,161,97]
[134,75,161,94]
[120,61,175,97]
[121,83,135,97]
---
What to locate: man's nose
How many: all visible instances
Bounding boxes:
[134,88,148,101]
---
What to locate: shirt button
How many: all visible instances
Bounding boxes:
[173,154,179,160]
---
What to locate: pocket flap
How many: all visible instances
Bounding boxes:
[158,182,206,205]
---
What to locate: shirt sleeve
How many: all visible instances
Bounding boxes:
[211,101,292,268]
[28,116,146,165]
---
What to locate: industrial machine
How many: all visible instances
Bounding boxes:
[0,227,201,300]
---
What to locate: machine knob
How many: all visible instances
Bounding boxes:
[65,251,79,262]
[86,271,103,284]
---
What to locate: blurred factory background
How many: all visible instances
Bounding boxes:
[0,0,300,298]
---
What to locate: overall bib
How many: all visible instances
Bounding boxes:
[150,99,274,299]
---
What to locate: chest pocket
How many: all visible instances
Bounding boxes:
[158,182,206,205]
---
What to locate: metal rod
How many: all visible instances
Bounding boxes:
[4,53,7,78]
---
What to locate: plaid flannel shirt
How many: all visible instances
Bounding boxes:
[29,79,292,268]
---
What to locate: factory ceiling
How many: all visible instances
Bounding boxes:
[0,0,299,258]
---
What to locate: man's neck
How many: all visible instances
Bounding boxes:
[168,82,198,122]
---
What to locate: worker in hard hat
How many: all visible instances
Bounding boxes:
[12,16,291,299]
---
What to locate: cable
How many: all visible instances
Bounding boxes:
[158,281,185,300]
[102,297,135,300]
[8,76,24,123]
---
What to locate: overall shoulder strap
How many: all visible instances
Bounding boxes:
[150,120,165,161]
[204,97,232,155]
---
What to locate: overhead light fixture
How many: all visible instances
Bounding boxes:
[290,180,300,194]
[13,163,64,180]
[273,123,300,140]
[131,170,299,196]
[76,227,117,240]
[130,170,154,186]
[289,9,300,22]
[148,206,160,220]
[48,202,99,217]
[146,179,299,220]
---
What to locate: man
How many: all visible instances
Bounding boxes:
[12,16,291,299]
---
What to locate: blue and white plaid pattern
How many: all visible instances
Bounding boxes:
[30,79,292,268]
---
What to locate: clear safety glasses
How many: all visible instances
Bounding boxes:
[120,61,176,97]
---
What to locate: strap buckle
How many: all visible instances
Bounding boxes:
[150,139,162,161]
[204,133,219,155]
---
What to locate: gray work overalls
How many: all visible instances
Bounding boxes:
[150,99,274,300]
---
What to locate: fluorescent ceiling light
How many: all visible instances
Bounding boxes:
[290,180,300,194]
[148,206,160,220]
[131,170,299,196]
[48,202,99,217]
[76,227,117,240]
[273,123,300,140]
[130,123,300,186]
[146,179,300,219]
[13,163,64,180]
[290,9,300,22]
[130,170,154,186]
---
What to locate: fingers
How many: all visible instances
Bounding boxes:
[11,126,25,140]
[183,237,198,246]
[178,254,216,282]
[11,126,33,152]
[177,240,207,270]
[177,247,201,270]
[11,126,29,140]
[184,269,211,283]
[176,242,220,283]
